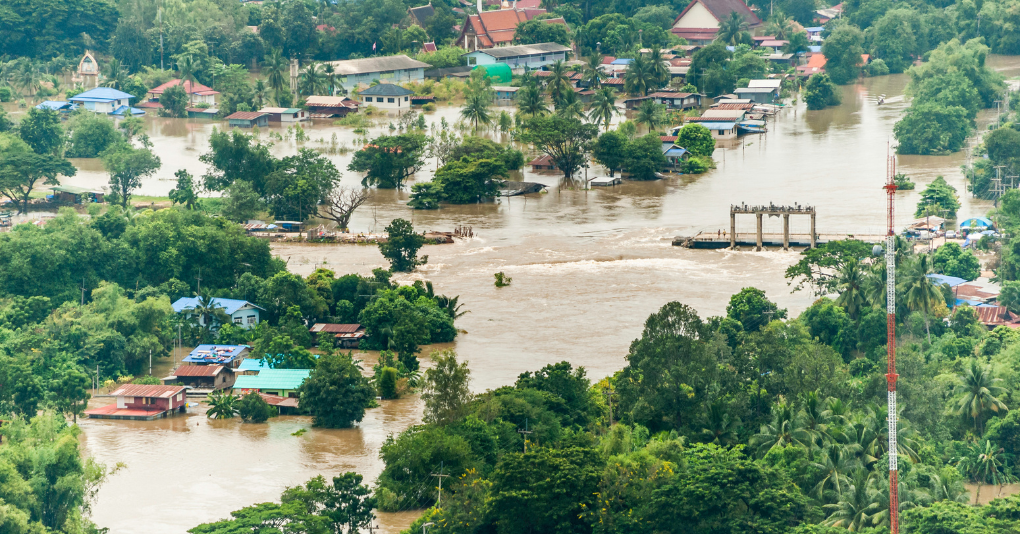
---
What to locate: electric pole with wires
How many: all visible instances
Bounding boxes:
[431,462,450,508]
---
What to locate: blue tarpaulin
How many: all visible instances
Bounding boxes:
[959,217,994,230]
[927,274,968,286]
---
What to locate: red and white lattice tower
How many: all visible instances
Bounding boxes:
[884,148,899,534]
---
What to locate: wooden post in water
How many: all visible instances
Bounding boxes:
[730,212,736,249]
[783,213,790,250]
[756,213,763,251]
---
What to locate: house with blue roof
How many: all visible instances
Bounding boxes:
[171,297,263,329]
[232,369,311,398]
[35,101,76,112]
[183,345,250,369]
[69,87,144,115]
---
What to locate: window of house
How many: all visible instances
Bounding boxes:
[141,397,153,405]
[247,315,256,324]
[388,97,395,103]
[718,130,726,135]
[540,56,546,61]
[233,317,242,323]
[404,96,408,101]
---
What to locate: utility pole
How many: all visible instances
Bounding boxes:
[518,418,533,453]
[149,349,152,377]
[431,462,450,508]
[196,268,203,295]
[884,145,900,534]
[80,278,86,306]
[602,388,615,426]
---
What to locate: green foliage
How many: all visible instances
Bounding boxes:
[347,133,426,189]
[592,130,629,177]
[625,133,668,181]
[410,155,508,208]
[206,390,238,419]
[421,350,472,425]
[64,112,121,158]
[494,272,512,287]
[867,58,890,76]
[159,84,189,118]
[513,19,572,46]
[0,134,76,214]
[378,366,399,399]
[169,169,199,209]
[416,46,466,69]
[804,73,842,110]
[519,115,599,180]
[299,351,374,428]
[237,391,277,423]
[378,218,427,272]
[727,287,788,332]
[914,176,961,218]
[17,108,64,156]
[822,25,865,84]
[101,143,161,207]
[932,243,980,280]
[676,123,716,157]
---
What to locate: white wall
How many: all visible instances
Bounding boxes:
[674,1,720,28]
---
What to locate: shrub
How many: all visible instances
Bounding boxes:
[0,86,12,102]
[422,102,436,112]
[237,392,277,423]
[868,58,890,76]
[378,366,399,399]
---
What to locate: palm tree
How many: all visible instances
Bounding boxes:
[582,53,605,89]
[784,32,811,56]
[835,259,867,320]
[811,444,857,499]
[193,294,229,332]
[545,60,571,103]
[646,48,669,90]
[516,84,549,117]
[901,254,942,342]
[206,390,238,419]
[799,391,834,445]
[102,58,125,89]
[177,54,198,86]
[956,440,1016,502]
[635,99,665,132]
[823,469,881,531]
[15,60,43,96]
[300,62,328,96]
[253,79,268,109]
[700,401,741,446]
[624,55,653,96]
[717,12,749,45]
[263,48,288,99]
[588,87,617,131]
[461,92,493,131]
[956,360,1008,435]
[751,401,811,454]
[766,15,795,40]
[323,63,337,96]
[554,89,585,120]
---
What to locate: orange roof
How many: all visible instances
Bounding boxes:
[805,54,827,69]
[149,79,219,96]
[478,9,527,31]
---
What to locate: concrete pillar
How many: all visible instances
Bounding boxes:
[730,212,736,249]
[756,213,763,251]
[783,214,790,250]
[810,213,817,249]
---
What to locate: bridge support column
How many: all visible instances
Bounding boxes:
[756,213,763,251]
[783,214,790,250]
[730,212,736,249]
[810,213,817,249]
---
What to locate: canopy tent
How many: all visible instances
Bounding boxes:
[959,217,994,230]
[473,63,511,84]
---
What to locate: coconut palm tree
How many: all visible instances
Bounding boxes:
[635,99,666,132]
[263,48,288,99]
[299,62,328,96]
[901,254,942,342]
[700,401,742,446]
[206,390,238,419]
[823,469,881,531]
[15,60,43,96]
[717,12,749,45]
[955,360,1008,435]
[102,58,126,89]
[835,259,867,320]
[545,60,572,103]
[588,87,617,131]
[192,294,229,332]
[751,400,811,455]
[582,53,605,89]
[253,79,268,109]
[624,55,653,96]
[811,444,858,499]
[554,89,585,120]
[955,439,1016,502]
[766,15,795,40]
[460,92,493,131]
[784,32,811,55]
[177,54,198,87]
[647,48,669,89]
[323,63,337,96]
[516,84,549,117]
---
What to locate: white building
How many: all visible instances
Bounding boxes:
[328,55,430,91]
[171,297,263,329]
[462,43,571,71]
[358,84,414,109]
[69,87,136,114]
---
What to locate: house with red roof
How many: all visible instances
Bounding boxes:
[455,7,550,51]
[85,384,188,420]
[796,53,827,76]
[147,79,220,107]
[671,0,762,45]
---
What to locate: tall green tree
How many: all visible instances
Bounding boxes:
[101,144,162,207]
[0,134,76,214]
[520,115,598,180]
[955,360,1008,435]
[299,351,374,428]
[420,349,472,425]
[588,87,617,131]
[378,218,427,272]
[821,25,866,84]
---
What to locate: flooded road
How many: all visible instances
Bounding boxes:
[80,57,1020,533]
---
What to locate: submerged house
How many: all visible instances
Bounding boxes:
[147,79,220,106]
[232,369,311,398]
[529,155,559,171]
[85,385,188,420]
[358,84,414,109]
[259,107,309,122]
[225,111,270,128]
[310,323,366,348]
[182,345,251,370]
[162,364,235,392]
[69,87,144,115]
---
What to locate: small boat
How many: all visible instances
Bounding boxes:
[878,94,886,105]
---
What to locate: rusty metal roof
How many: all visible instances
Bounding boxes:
[170,365,224,377]
[225,111,268,120]
[110,384,186,398]
[976,306,1013,325]
[310,323,364,334]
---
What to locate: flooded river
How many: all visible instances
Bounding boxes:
[74,57,1020,533]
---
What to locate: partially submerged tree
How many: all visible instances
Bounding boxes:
[319,186,371,232]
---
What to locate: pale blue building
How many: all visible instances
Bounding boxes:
[462,43,572,71]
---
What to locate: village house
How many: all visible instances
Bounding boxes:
[225,111,270,128]
[172,297,263,329]
[671,0,762,45]
[455,7,553,51]
[161,364,235,392]
[232,369,311,398]
[236,358,271,376]
[328,55,430,91]
[147,79,220,107]
[183,344,251,370]
[186,107,220,119]
[310,323,367,348]
[258,107,309,122]
[462,43,571,71]
[69,87,143,115]
[796,53,827,76]
[49,185,104,204]
[649,91,702,110]
[305,95,359,117]
[84,384,188,421]
[529,155,559,171]
[493,86,520,100]
[680,118,738,139]
[358,84,414,109]
[408,2,436,27]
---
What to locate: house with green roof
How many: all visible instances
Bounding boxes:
[231,368,310,398]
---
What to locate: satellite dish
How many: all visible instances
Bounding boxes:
[872,244,884,256]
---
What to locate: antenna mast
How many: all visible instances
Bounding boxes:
[884,145,899,534]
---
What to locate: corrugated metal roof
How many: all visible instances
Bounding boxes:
[110,384,186,398]
[225,111,269,120]
[170,365,224,377]
[327,55,429,76]
[977,306,1012,325]
[237,359,272,372]
[360,84,414,97]
[310,323,364,333]
[172,297,263,315]
[233,369,311,391]
[184,345,249,364]
[468,42,571,59]
[69,87,135,102]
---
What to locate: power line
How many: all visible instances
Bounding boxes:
[431,462,451,508]
[518,418,533,453]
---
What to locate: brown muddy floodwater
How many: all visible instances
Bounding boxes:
[77,56,1020,534]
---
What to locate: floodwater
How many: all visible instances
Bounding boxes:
[73,56,1020,534]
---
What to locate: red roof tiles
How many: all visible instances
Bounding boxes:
[110,384,186,398]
